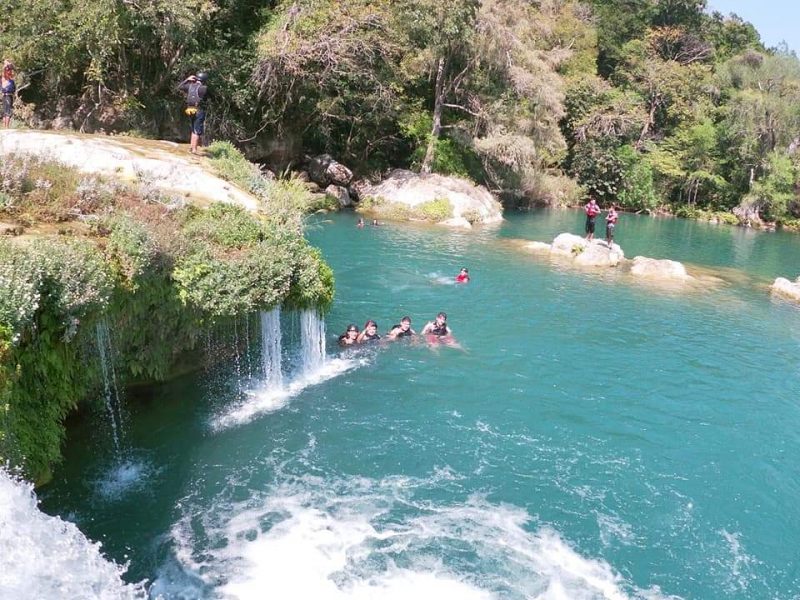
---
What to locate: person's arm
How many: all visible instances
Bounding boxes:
[177,76,195,92]
[386,327,399,340]
[420,322,433,335]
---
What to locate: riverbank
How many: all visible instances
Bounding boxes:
[0,134,335,484]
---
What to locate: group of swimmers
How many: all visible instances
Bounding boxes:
[338,312,453,346]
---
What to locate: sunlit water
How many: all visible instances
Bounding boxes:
[37,210,800,599]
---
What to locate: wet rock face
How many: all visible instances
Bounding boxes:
[771,276,800,303]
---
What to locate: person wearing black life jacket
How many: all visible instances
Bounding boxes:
[356,320,381,343]
[178,72,212,154]
[387,316,415,340]
[338,324,360,346]
[421,312,451,337]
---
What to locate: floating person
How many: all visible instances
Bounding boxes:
[386,316,416,340]
[421,312,461,349]
[177,71,212,154]
[356,217,365,228]
[338,324,360,346]
[455,267,470,283]
[2,60,16,129]
[357,319,381,343]
[584,196,600,241]
[372,219,381,227]
[605,204,618,247]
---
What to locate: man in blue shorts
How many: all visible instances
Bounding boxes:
[178,72,212,154]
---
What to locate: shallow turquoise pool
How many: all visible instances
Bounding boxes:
[41,210,800,599]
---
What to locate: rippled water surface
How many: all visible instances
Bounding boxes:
[40,210,800,599]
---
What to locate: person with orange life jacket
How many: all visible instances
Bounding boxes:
[605,204,619,247]
[177,72,212,154]
[584,196,601,241]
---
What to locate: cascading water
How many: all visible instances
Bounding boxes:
[260,308,283,389]
[299,309,326,375]
[0,469,146,599]
[95,317,124,451]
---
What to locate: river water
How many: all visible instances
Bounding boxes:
[28,210,800,598]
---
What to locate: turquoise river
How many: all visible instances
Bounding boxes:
[25,211,800,598]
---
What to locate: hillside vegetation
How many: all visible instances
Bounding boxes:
[2,0,800,224]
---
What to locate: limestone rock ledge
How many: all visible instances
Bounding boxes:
[630,256,689,280]
[549,233,624,266]
[364,169,503,228]
[0,130,258,210]
[771,276,800,302]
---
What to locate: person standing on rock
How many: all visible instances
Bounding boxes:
[2,60,16,128]
[605,204,618,247]
[178,72,212,154]
[584,196,600,241]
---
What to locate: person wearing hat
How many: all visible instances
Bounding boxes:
[1,60,16,128]
[177,71,212,154]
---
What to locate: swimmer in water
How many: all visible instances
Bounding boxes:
[338,324,360,346]
[386,316,416,340]
[455,267,470,283]
[421,312,451,337]
[357,319,380,343]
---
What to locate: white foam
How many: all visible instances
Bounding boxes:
[212,356,366,430]
[169,475,680,600]
[95,459,152,501]
[0,469,146,599]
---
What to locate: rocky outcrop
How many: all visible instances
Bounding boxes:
[549,233,624,266]
[630,256,689,280]
[364,169,503,227]
[308,154,353,187]
[771,276,800,302]
[0,130,258,210]
[325,184,352,208]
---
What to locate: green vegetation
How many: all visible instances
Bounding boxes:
[4,1,800,225]
[0,155,333,483]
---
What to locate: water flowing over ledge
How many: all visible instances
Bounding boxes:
[0,469,146,599]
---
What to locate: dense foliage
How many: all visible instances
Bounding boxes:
[0,153,333,482]
[4,0,800,223]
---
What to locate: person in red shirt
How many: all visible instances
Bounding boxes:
[605,204,618,247]
[584,197,600,240]
[455,267,470,283]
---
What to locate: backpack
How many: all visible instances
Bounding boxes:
[186,82,202,108]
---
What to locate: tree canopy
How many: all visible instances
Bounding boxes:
[3,0,800,224]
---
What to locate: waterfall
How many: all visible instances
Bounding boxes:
[260,308,283,389]
[95,318,124,452]
[0,469,146,598]
[299,309,326,375]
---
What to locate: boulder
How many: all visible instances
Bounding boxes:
[325,184,352,208]
[574,241,624,267]
[771,276,800,303]
[348,179,371,202]
[630,256,689,279]
[308,154,353,187]
[364,169,503,227]
[545,233,624,266]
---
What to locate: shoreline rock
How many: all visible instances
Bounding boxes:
[363,169,503,228]
[771,276,800,303]
[630,256,689,280]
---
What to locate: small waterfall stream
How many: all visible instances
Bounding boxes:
[260,308,283,389]
[299,309,326,375]
[95,318,124,452]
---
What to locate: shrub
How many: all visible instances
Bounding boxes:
[105,215,159,285]
[416,198,453,222]
[205,141,262,193]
